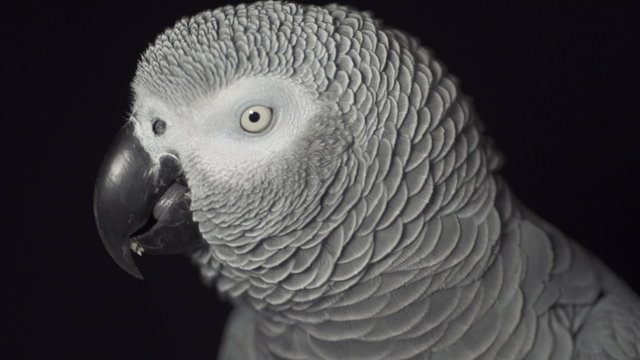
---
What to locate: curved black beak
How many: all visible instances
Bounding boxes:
[93,122,204,279]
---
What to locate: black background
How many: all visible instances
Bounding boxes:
[3,1,639,359]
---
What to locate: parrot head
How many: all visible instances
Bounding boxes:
[94,1,358,280]
[94,1,500,306]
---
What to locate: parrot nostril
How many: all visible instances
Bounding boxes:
[152,118,167,136]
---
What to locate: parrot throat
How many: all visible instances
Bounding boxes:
[193,171,505,311]
[240,177,516,360]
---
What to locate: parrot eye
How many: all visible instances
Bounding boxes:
[240,105,272,133]
[152,118,166,136]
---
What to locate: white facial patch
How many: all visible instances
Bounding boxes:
[131,76,321,174]
[182,76,321,173]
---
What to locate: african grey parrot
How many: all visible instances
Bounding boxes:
[93,1,640,359]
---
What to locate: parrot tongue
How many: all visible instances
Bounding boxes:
[129,182,204,256]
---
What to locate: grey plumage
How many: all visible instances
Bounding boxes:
[122,1,640,359]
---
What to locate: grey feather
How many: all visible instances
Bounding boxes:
[125,1,640,359]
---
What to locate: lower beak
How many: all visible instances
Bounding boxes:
[93,122,204,279]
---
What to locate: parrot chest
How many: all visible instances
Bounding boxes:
[223,214,602,360]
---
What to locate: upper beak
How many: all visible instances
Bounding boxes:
[93,122,204,279]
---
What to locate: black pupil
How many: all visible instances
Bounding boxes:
[248,111,261,123]
[153,119,166,135]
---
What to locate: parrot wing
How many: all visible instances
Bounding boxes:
[573,265,640,360]
[521,208,640,359]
